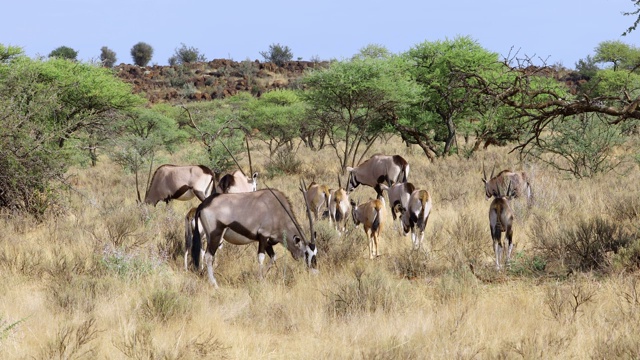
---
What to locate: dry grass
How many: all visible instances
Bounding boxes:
[1,137,640,359]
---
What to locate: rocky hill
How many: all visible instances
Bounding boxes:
[114,59,330,103]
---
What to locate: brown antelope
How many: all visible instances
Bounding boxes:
[216,170,259,193]
[192,182,317,288]
[346,154,409,197]
[328,187,351,234]
[482,164,532,204]
[350,191,387,259]
[489,182,515,270]
[306,182,330,220]
[395,189,432,250]
[380,182,416,222]
[144,165,219,206]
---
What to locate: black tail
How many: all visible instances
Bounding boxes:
[334,208,343,223]
[192,209,202,270]
[371,211,381,233]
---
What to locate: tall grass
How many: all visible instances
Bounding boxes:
[1,137,639,358]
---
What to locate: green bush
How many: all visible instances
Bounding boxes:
[130,42,153,66]
[259,43,293,66]
[100,46,117,67]
[49,46,78,60]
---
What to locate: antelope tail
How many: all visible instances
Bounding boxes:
[192,209,202,270]
[402,164,410,183]
[371,210,381,233]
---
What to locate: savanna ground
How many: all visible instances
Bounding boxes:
[2,137,640,359]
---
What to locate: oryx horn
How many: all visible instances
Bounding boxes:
[300,179,316,244]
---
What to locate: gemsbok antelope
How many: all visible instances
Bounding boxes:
[216,170,258,194]
[350,192,387,259]
[346,154,409,198]
[482,165,532,204]
[395,189,432,250]
[489,182,515,270]
[306,182,331,220]
[380,182,416,222]
[144,165,219,206]
[328,187,351,234]
[192,182,317,288]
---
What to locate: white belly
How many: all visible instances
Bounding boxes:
[223,228,255,245]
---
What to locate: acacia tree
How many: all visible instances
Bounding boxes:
[242,89,306,156]
[0,51,143,216]
[100,46,117,67]
[131,42,153,66]
[168,43,207,65]
[49,46,78,60]
[302,56,419,170]
[400,36,503,157]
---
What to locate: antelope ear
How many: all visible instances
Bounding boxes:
[252,172,258,180]
[294,235,302,245]
[481,178,487,184]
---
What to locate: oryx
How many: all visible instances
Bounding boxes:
[306,182,330,220]
[482,165,532,204]
[350,191,387,259]
[395,189,432,250]
[192,183,317,288]
[216,170,258,193]
[184,207,206,271]
[144,164,219,206]
[346,154,409,198]
[489,182,515,270]
[380,182,416,222]
[328,187,351,234]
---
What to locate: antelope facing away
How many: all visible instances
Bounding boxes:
[306,182,330,220]
[192,184,317,288]
[328,187,351,234]
[489,182,515,270]
[144,165,219,206]
[380,182,416,222]
[396,189,432,250]
[350,193,387,259]
[482,165,532,204]
[346,154,409,198]
[184,207,206,271]
[216,170,258,194]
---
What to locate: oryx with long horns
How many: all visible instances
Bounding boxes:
[192,180,317,288]
[489,181,515,270]
[482,164,532,204]
[346,154,409,198]
[144,165,219,206]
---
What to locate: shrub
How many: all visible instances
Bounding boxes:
[259,43,293,66]
[100,46,117,67]
[168,43,207,65]
[49,46,78,60]
[130,42,153,66]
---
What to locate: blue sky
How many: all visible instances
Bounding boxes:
[2,0,638,68]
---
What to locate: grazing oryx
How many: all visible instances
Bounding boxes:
[346,154,410,198]
[144,165,219,206]
[328,187,351,234]
[306,182,330,220]
[216,170,258,194]
[192,182,317,288]
[380,182,416,222]
[482,165,532,204]
[350,192,387,259]
[489,182,515,270]
[396,189,432,250]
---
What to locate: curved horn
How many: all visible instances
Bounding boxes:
[300,179,316,245]
[262,181,308,244]
[245,134,253,179]
[482,162,486,181]
[337,171,342,189]
[490,165,495,180]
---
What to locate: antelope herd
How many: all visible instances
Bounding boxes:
[146,153,532,287]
